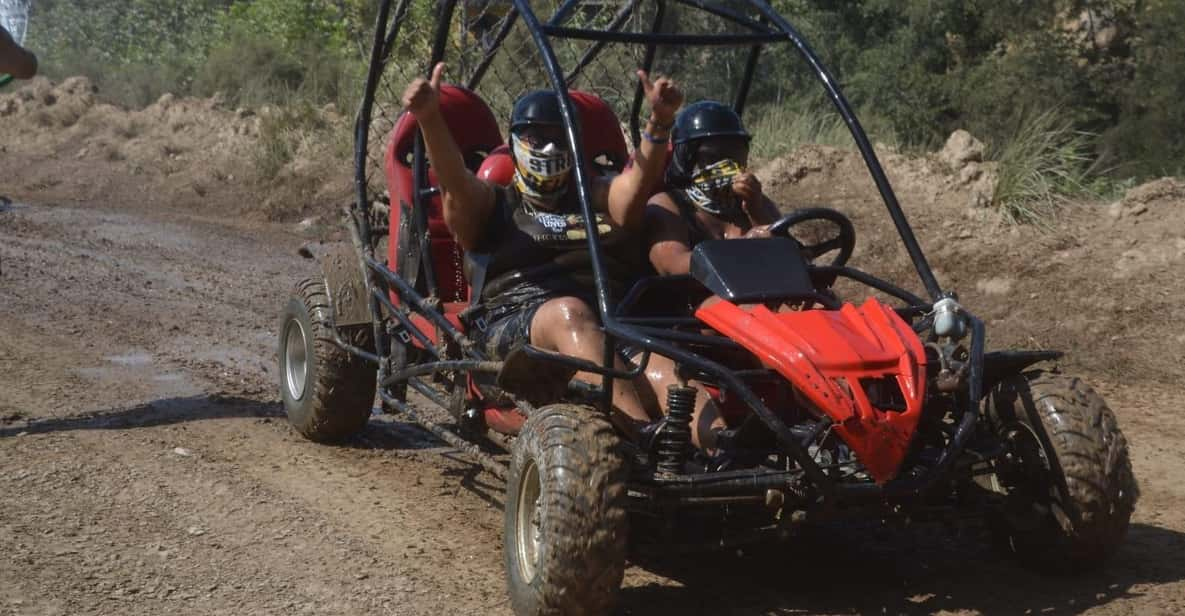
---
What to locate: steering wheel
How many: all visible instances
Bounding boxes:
[767,207,856,267]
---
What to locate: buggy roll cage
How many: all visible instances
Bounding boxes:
[349,0,989,501]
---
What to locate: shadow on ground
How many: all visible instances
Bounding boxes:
[0,394,282,438]
[0,395,452,454]
[620,521,1185,615]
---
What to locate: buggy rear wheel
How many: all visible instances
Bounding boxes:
[984,370,1138,570]
[278,278,377,442]
[504,404,628,616]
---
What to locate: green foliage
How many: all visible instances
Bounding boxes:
[20,0,1185,195]
[254,104,325,179]
[27,0,369,109]
[1105,0,1185,177]
[747,103,859,161]
[992,109,1098,225]
[30,0,225,67]
[193,29,364,110]
[28,0,226,106]
[219,0,368,54]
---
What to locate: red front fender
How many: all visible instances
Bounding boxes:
[696,298,927,484]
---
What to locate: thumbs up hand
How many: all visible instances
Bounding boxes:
[402,62,446,119]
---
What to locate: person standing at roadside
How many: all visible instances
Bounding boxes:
[0,23,37,80]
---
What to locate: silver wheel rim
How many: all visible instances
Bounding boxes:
[515,459,542,582]
[284,319,308,401]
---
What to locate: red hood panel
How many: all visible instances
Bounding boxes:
[696,298,927,483]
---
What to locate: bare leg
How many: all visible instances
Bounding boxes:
[529,297,658,437]
[638,353,726,451]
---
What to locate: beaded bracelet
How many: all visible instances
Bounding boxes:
[642,129,670,144]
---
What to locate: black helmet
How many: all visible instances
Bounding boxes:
[666,101,750,188]
[510,90,567,133]
[672,101,750,145]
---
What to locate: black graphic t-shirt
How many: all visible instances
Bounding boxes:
[464,187,641,317]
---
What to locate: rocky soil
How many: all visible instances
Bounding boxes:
[2,78,1184,615]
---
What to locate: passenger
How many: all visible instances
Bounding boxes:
[640,101,781,457]
[401,62,683,437]
[645,100,781,276]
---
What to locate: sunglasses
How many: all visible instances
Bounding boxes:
[693,137,750,168]
[516,126,568,149]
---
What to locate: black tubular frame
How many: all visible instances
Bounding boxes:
[348,0,991,506]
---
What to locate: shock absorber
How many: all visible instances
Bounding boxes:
[657,385,696,475]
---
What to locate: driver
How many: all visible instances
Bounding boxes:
[644,100,781,276]
[401,62,683,437]
[639,101,783,456]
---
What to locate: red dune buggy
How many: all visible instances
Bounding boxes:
[276,0,1137,613]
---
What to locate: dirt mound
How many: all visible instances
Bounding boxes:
[760,145,1185,384]
[0,77,351,222]
[1109,177,1185,219]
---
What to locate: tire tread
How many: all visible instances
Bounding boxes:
[281,277,376,442]
[987,370,1138,569]
[505,404,628,616]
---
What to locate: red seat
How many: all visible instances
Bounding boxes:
[570,90,629,174]
[385,84,503,307]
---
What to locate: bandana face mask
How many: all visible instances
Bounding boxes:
[682,158,745,218]
[511,132,572,201]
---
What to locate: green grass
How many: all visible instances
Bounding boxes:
[991,109,1099,225]
[252,102,352,184]
[252,105,321,180]
[746,102,902,163]
[747,104,853,162]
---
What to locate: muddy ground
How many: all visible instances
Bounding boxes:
[3,80,1185,615]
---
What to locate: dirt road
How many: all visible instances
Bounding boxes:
[2,196,1184,616]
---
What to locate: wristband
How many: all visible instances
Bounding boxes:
[642,129,670,144]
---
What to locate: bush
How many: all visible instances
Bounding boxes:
[27,0,368,110]
[1105,0,1185,178]
[193,32,362,111]
[20,0,1185,192]
[254,105,318,180]
[27,0,223,106]
[992,109,1099,225]
[747,102,859,162]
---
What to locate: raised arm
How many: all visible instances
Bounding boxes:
[604,71,683,230]
[401,62,495,251]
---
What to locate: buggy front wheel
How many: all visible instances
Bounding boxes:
[504,404,629,616]
[984,370,1138,570]
[278,277,377,442]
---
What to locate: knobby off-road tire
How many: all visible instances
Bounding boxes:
[504,404,629,616]
[985,370,1138,570]
[278,278,377,442]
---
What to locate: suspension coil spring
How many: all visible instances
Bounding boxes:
[657,385,696,475]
